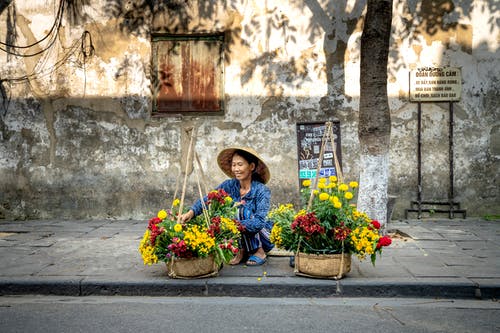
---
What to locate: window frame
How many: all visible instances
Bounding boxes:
[151,33,225,116]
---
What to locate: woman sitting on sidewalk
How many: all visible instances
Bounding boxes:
[180,147,274,266]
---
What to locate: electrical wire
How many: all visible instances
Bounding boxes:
[0,0,65,56]
[5,32,91,84]
[0,1,95,114]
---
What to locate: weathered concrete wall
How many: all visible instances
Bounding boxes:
[0,0,498,220]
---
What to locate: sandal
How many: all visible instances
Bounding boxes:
[246,255,267,266]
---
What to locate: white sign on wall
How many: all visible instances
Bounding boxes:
[409,67,462,102]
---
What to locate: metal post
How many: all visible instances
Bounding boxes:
[417,102,422,219]
[449,102,455,219]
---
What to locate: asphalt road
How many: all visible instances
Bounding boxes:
[0,296,498,333]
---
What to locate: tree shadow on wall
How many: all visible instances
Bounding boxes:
[0,0,498,114]
[100,0,498,108]
[103,0,307,97]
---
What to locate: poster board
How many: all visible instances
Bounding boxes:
[296,121,342,188]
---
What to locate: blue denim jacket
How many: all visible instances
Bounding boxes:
[191,178,272,234]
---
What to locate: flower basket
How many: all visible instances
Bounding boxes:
[268,176,392,280]
[269,122,392,280]
[138,189,243,279]
[294,252,351,279]
[166,254,219,279]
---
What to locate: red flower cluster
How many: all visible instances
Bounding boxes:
[377,235,392,249]
[370,220,381,229]
[207,216,223,237]
[207,189,230,205]
[218,239,239,254]
[167,237,193,258]
[291,212,325,236]
[148,217,163,244]
[333,222,351,241]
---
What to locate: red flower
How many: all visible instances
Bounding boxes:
[149,223,162,244]
[148,217,162,230]
[333,222,351,241]
[208,216,222,237]
[167,239,194,258]
[291,212,325,236]
[371,220,381,229]
[207,189,230,205]
[377,235,392,249]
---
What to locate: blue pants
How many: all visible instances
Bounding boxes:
[239,227,274,254]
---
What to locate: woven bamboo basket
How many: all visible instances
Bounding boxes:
[166,254,219,279]
[295,252,351,279]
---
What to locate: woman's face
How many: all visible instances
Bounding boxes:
[231,153,255,182]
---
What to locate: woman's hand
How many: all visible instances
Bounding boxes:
[180,210,194,223]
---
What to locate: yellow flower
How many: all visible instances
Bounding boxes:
[270,225,283,247]
[268,204,295,220]
[345,192,353,200]
[294,209,307,219]
[319,192,330,201]
[172,199,180,207]
[224,196,233,204]
[333,201,342,209]
[138,230,158,265]
[329,175,337,182]
[302,179,311,187]
[174,223,183,232]
[157,209,167,220]
[350,226,380,260]
[349,181,359,188]
[184,225,215,255]
[338,184,348,192]
[318,177,327,183]
[280,203,294,212]
[318,182,326,189]
[220,216,240,235]
[313,190,319,195]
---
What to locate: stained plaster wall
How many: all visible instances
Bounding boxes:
[0,0,498,220]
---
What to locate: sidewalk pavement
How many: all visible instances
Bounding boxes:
[0,217,498,299]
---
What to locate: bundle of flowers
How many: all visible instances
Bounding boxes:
[139,189,244,266]
[269,176,391,264]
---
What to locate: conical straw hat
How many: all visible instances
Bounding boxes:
[217,147,271,184]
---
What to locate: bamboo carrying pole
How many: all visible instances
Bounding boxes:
[176,127,195,224]
[168,127,220,278]
[176,127,211,227]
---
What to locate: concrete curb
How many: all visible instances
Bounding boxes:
[1,277,498,299]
